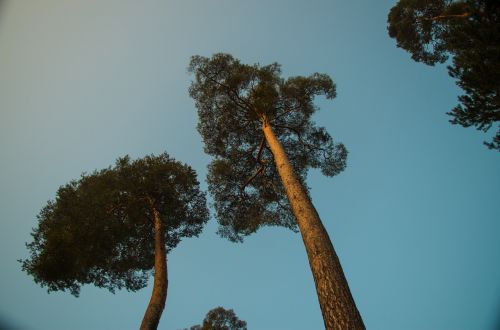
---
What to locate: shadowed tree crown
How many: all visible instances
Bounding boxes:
[188,53,347,242]
[388,0,500,149]
[21,153,208,297]
[184,307,247,330]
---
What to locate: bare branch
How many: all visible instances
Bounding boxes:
[255,136,266,163]
[242,166,265,189]
[241,137,267,190]
[425,12,470,21]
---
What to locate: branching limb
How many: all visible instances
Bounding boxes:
[427,12,470,21]
[243,167,265,190]
[274,104,301,121]
[198,68,256,115]
[274,124,325,152]
[242,136,267,190]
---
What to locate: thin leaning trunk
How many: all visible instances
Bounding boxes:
[140,203,168,330]
[262,120,364,330]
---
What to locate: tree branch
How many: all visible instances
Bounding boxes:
[274,124,328,154]
[425,12,470,21]
[242,136,267,190]
[274,105,299,121]
[198,68,256,114]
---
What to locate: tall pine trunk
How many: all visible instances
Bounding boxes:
[262,120,364,330]
[140,203,168,330]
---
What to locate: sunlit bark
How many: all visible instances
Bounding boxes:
[262,119,364,330]
[140,203,168,330]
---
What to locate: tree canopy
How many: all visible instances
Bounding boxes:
[20,153,208,297]
[387,0,500,150]
[188,53,347,242]
[184,307,247,330]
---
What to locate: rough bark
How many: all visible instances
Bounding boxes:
[262,120,365,330]
[140,202,168,330]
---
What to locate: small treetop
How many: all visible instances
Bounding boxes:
[200,307,247,330]
[184,307,247,330]
[21,153,208,296]
[188,53,347,241]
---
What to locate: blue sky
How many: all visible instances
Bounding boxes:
[0,1,499,329]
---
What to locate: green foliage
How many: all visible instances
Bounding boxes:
[188,53,347,242]
[388,0,500,149]
[183,307,247,330]
[200,307,247,330]
[20,153,208,296]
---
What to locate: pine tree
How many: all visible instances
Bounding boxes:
[388,0,500,150]
[21,153,208,330]
[188,53,364,330]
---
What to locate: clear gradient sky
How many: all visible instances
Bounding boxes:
[0,1,499,329]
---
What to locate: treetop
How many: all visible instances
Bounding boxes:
[21,153,208,296]
[189,53,347,241]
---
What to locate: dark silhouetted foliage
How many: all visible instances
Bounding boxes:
[188,53,347,242]
[20,153,208,297]
[183,307,247,330]
[388,0,500,150]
